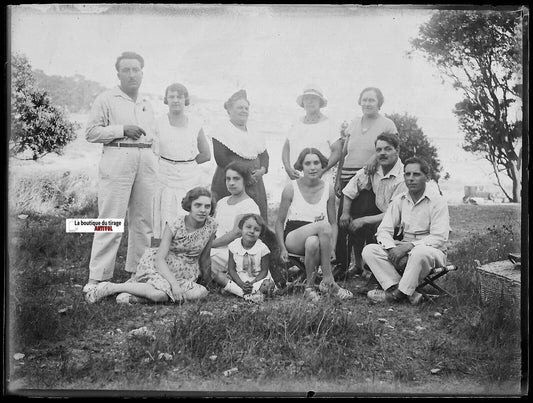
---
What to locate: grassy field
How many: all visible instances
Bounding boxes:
[6,200,524,397]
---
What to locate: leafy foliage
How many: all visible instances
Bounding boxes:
[410,10,523,201]
[33,69,107,113]
[10,53,79,160]
[386,112,447,182]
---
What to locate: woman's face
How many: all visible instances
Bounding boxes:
[228,98,250,126]
[166,90,186,113]
[189,195,212,223]
[225,168,245,195]
[301,153,323,179]
[241,218,262,245]
[360,90,380,116]
[302,94,321,114]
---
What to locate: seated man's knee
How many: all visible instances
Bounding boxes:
[362,243,381,259]
[408,245,434,261]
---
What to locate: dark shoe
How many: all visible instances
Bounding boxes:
[332,264,348,281]
[355,274,380,295]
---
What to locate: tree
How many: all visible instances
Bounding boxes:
[386,112,447,183]
[10,53,79,160]
[410,10,523,202]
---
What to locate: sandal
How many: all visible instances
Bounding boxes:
[319,281,354,300]
[85,281,113,304]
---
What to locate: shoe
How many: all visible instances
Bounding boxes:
[318,281,354,300]
[367,288,407,304]
[346,262,363,277]
[116,292,147,304]
[304,287,321,302]
[332,264,348,281]
[85,281,113,304]
[82,282,98,293]
[244,293,264,303]
[409,291,425,305]
[357,274,380,294]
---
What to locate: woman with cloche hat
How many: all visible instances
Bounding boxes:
[210,90,270,224]
[281,84,343,183]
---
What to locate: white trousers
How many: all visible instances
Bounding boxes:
[362,243,446,296]
[89,147,157,281]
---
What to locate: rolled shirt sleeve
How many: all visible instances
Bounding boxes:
[342,169,370,200]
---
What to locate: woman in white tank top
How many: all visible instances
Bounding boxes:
[275,148,353,301]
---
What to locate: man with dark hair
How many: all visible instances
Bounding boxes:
[83,51,157,293]
[335,132,407,278]
[362,157,451,305]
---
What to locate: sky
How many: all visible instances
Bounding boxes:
[9,4,463,138]
[8,4,522,199]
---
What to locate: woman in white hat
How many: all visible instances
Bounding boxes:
[282,85,342,183]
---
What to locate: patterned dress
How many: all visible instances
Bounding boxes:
[133,215,217,301]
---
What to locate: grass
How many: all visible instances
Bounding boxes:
[6,199,524,395]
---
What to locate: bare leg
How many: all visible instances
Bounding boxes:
[303,236,320,286]
[106,282,169,302]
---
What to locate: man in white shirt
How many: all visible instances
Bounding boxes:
[336,132,407,278]
[83,51,157,292]
[362,157,451,305]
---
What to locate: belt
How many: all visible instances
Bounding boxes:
[160,155,196,163]
[105,142,152,148]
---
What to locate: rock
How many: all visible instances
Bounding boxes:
[414,318,422,322]
[128,326,155,340]
[433,312,442,318]
[13,353,25,360]
[199,311,213,317]
[18,214,28,220]
[415,326,426,331]
[430,368,441,374]
[58,305,73,314]
[223,367,239,377]
[377,318,388,323]
[209,355,218,361]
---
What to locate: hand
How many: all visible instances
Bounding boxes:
[242,281,254,294]
[339,212,352,229]
[387,244,412,267]
[171,283,185,303]
[123,125,146,140]
[250,167,265,184]
[348,217,366,234]
[286,167,301,180]
[363,158,379,176]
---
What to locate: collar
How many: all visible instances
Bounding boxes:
[111,86,148,103]
[403,185,434,205]
[377,158,403,180]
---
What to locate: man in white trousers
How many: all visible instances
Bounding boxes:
[362,156,450,305]
[83,51,157,292]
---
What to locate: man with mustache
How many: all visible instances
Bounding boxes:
[83,51,157,293]
[337,132,407,280]
[362,156,450,305]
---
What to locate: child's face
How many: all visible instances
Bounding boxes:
[241,218,261,244]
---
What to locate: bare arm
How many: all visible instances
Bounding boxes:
[274,184,294,261]
[321,139,342,175]
[282,139,300,180]
[195,128,211,164]
[252,254,271,284]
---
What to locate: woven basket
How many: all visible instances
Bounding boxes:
[476,260,521,310]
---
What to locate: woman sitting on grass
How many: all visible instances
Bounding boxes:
[85,187,217,304]
[213,214,275,303]
[275,148,354,302]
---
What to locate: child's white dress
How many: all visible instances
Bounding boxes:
[228,238,272,293]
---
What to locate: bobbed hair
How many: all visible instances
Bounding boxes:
[164,83,190,106]
[358,87,384,108]
[375,132,400,149]
[404,156,431,177]
[224,161,253,188]
[238,213,267,237]
[293,147,329,172]
[115,51,144,71]
[181,186,216,216]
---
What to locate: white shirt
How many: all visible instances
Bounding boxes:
[287,117,340,164]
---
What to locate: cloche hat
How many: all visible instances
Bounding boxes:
[296,84,327,108]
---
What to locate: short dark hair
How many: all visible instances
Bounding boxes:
[164,83,190,106]
[358,87,384,108]
[404,156,431,177]
[238,213,267,237]
[224,161,252,188]
[293,147,329,171]
[115,51,144,71]
[181,187,216,216]
[375,132,400,149]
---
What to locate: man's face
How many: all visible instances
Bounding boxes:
[117,58,143,93]
[404,163,427,195]
[375,139,399,168]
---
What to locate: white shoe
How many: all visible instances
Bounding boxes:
[85,281,112,304]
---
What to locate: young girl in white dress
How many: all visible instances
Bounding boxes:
[215,214,274,303]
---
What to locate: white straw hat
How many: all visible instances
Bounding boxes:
[296,84,328,108]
